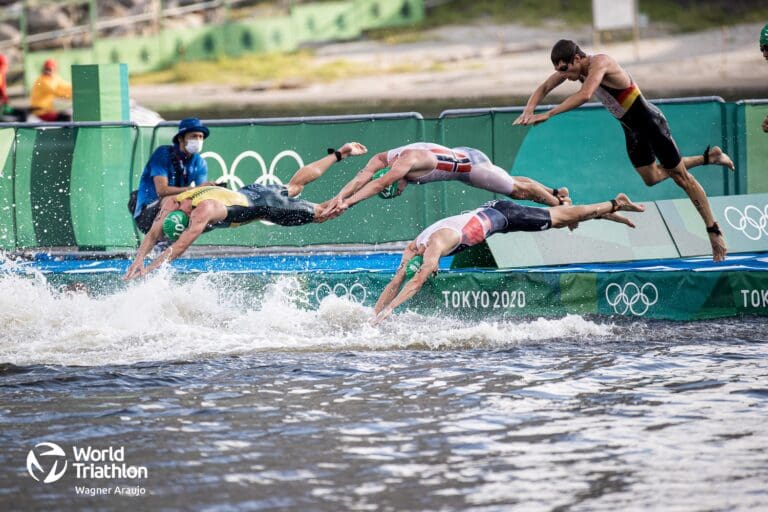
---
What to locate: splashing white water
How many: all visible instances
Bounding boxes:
[0,270,614,366]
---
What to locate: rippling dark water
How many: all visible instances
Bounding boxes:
[1,272,767,510]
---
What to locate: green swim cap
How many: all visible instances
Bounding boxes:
[761,23,768,47]
[372,168,399,199]
[404,254,423,281]
[162,210,189,241]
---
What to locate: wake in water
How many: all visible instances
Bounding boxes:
[0,269,614,366]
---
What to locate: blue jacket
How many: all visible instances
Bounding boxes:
[133,144,208,218]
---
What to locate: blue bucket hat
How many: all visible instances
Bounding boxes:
[173,117,209,143]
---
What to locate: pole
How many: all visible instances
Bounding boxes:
[21,0,29,92]
[632,0,640,61]
[89,0,98,62]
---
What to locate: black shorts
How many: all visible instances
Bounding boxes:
[134,200,160,234]
[222,184,315,227]
[484,200,552,233]
[619,98,682,170]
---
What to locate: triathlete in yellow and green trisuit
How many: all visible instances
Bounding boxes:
[124,142,369,280]
[176,183,316,229]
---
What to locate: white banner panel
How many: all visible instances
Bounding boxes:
[592,0,636,30]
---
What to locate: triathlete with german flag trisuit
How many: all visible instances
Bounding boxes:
[321,141,572,218]
[123,142,368,280]
[514,39,735,262]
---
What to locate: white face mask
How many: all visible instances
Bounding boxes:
[185,139,203,155]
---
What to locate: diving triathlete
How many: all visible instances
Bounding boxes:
[371,193,645,325]
[124,142,368,280]
[514,39,734,262]
[321,141,572,217]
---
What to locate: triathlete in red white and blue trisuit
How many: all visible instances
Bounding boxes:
[387,142,515,196]
[385,142,520,195]
[414,200,552,256]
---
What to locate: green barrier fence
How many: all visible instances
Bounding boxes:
[0,128,14,249]
[0,98,767,255]
[296,269,768,321]
[5,123,140,250]
[736,100,768,194]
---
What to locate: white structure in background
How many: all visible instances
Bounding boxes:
[129,99,164,126]
[592,0,640,59]
[24,99,163,125]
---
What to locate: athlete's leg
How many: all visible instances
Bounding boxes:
[634,162,671,186]
[286,142,367,197]
[467,162,569,206]
[681,145,734,171]
[665,161,727,261]
[548,193,644,228]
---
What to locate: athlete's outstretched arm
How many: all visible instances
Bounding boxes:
[373,243,419,316]
[132,200,227,278]
[139,221,204,275]
[320,152,388,216]
[332,152,417,215]
[518,55,611,125]
[370,244,442,326]
[513,72,566,125]
[124,197,179,280]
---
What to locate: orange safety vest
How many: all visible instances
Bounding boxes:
[30,73,72,115]
[0,70,7,104]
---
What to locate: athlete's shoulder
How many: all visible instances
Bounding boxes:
[593,53,623,72]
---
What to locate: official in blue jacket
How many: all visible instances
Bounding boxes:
[132,117,214,233]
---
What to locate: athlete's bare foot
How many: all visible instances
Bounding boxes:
[601,212,636,228]
[709,146,734,171]
[340,142,368,158]
[613,193,646,213]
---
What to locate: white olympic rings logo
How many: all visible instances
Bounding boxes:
[605,282,659,316]
[724,204,768,241]
[202,149,304,190]
[315,283,368,304]
[202,149,305,225]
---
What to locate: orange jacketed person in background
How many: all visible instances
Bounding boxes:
[0,53,26,122]
[29,58,72,121]
[0,54,9,107]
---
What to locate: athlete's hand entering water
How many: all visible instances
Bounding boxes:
[123,260,145,281]
[369,306,393,327]
[709,232,727,263]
